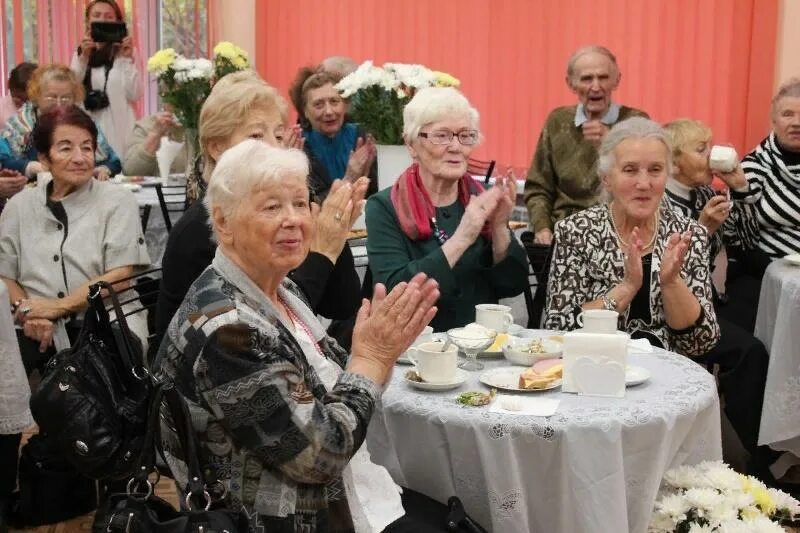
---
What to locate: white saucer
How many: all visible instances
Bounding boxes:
[405,369,468,391]
[626,365,651,386]
[785,253,800,267]
[479,367,562,392]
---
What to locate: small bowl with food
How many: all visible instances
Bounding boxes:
[502,336,563,366]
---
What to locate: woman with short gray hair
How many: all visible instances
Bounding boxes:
[157,140,440,532]
[365,87,528,332]
[545,117,720,356]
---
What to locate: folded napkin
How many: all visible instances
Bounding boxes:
[627,338,654,354]
[489,394,559,416]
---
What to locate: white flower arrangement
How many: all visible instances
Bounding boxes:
[649,461,800,532]
[334,60,460,144]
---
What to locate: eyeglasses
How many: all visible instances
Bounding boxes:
[419,129,479,146]
[42,96,74,105]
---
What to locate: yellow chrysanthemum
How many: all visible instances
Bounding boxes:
[147,48,177,74]
[750,485,776,515]
[231,55,248,69]
[433,71,460,88]
[740,505,761,520]
[214,41,247,61]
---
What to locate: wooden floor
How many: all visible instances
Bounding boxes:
[9,429,178,533]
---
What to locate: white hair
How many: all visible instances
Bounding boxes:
[566,45,619,85]
[772,77,800,118]
[204,140,309,230]
[402,87,480,142]
[597,117,673,178]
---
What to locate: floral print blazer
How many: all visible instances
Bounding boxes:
[544,204,720,357]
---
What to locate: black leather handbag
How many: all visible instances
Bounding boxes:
[30,281,155,480]
[104,385,246,533]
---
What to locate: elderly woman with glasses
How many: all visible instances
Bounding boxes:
[544,117,720,356]
[156,140,439,532]
[365,87,528,332]
[0,63,121,182]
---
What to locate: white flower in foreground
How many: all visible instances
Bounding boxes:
[685,487,725,514]
[193,58,213,77]
[664,464,701,489]
[657,493,690,521]
[768,487,800,515]
[687,523,714,533]
[172,57,193,72]
[702,465,743,491]
[648,510,677,532]
[718,515,785,533]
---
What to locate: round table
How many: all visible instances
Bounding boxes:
[754,259,800,458]
[367,344,721,533]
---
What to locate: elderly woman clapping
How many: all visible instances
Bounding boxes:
[544,117,720,356]
[366,87,529,332]
[156,140,438,531]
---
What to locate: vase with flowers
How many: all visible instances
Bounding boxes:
[335,61,460,189]
[146,41,250,201]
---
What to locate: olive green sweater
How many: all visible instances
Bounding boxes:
[523,104,648,232]
[365,188,529,332]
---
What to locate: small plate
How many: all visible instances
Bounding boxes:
[502,337,563,366]
[785,254,800,267]
[479,367,561,392]
[626,365,651,386]
[405,369,468,391]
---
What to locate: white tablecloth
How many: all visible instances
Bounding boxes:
[132,183,179,265]
[754,259,800,455]
[368,345,721,533]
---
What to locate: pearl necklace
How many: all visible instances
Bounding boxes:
[608,203,659,252]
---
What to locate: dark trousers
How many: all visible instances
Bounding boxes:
[698,315,769,454]
[383,489,486,533]
[719,247,771,333]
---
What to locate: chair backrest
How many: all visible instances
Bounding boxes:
[105,267,163,366]
[467,157,496,184]
[154,183,188,232]
[139,204,152,233]
[519,231,553,328]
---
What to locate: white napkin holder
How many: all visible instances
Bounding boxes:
[562,331,628,398]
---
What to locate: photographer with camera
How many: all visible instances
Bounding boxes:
[70,0,140,155]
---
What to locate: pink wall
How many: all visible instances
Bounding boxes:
[251,0,778,169]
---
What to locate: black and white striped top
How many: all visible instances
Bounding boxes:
[741,133,800,258]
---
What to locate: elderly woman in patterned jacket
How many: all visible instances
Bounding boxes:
[544,117,720,357]
[155,140,440,533]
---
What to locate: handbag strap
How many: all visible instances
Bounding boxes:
[89,281,147,379]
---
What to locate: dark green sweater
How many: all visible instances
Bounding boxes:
[365,188,529,332]
[523,104,648,232]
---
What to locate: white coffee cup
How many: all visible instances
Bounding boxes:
[475,304,514,333]
[408,341,458,384]
[577,309,619,333]
[413,326,434,346]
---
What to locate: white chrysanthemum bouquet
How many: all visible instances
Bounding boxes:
[335,61,460,145]
[649,461,800,532]
[146,42,249,131]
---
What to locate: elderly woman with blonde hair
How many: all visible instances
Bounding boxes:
[365,86,528,333]
[0,63,121,181]
[545,117,720,356]
[156,139,439,532]
[155,71,368,345]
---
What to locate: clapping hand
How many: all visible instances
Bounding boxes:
[0,169,27,199]
[452,188,501,245]
[311,179,360,263]
[487,174,517,231]
[620,226,645,294]
[345,135,376,181]
[659,231,692,288]
[282,125,305,150]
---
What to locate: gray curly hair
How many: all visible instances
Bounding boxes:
[597,117,673,179]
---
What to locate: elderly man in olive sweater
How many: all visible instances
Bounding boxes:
[524,46,648,244]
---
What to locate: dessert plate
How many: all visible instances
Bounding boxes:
[479,367,561,393]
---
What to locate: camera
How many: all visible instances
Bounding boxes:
[90,21,127,43]
[84,90,110,111]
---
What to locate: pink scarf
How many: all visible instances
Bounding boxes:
[390,163,489,241]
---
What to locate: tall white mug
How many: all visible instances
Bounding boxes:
[577,309,619,333]
[475,304,514,333]
[408,341,458,384]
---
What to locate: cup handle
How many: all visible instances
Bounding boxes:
[576,313,584,328]
[406,347,418,367]
[503,313,514,330]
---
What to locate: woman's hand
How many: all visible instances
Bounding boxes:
[16,297,66,324]
[451,188,500,246]
[282,125,304,150]
[94,166,111,181]
[534,228,553,245]
[78,35,96,65]
[659,231,692,288]
[698,195,730,235]
[487,175,517,231]
[713,164,747,190]
[349,273,439,384]
[344,136,376,181]
[22,318,55,353]
[0,169,27,199]
[310,180,356,263]
[115,36,134,59]
[152,111,178,138]
[620,226,645,295]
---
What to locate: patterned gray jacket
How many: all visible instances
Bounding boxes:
[155,249,379,533]
[544,204,720,357]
